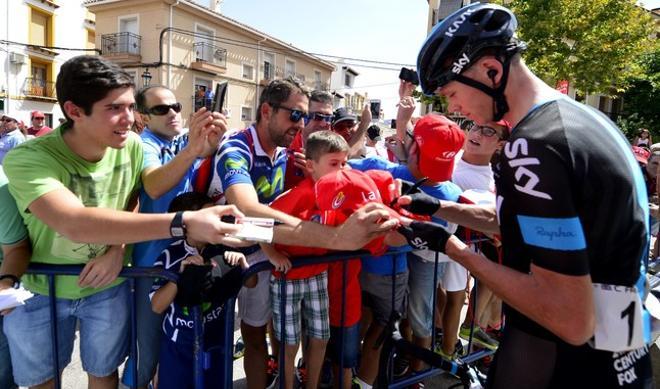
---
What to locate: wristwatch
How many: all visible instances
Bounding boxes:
[170,211,187,238]
[0,274,20,289]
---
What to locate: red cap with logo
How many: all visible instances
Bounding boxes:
[413,114,465,182]
[364,169,430,222]
[315,170,400,255]
[632,146,650,165]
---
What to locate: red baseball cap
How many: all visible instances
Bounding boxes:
[413,114,465,182]
[31,110,45,119]
[632,146,650,165]
[364,169,430,222]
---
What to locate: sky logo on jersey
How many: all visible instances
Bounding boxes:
[517,215,586,250]
[504,138,552,200]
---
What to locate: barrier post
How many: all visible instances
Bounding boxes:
[48,275,61,389]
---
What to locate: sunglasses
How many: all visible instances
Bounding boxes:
[468,123,498,137]
[145,103,182,116]
[304,112,333,126]
[273,105,308,123]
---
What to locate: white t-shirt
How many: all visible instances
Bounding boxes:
[452,150,495,192]
[364,141,389,160]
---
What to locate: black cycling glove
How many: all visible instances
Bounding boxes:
[398,221,452,253]
[401,192,441,216]
[175,264,213,307]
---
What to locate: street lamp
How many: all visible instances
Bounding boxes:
[141,69,152,87]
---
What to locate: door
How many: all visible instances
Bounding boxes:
[119,17,139,54]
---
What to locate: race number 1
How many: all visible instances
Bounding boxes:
[592,283,645,352]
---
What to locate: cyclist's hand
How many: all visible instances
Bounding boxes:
[175,262,213,307]
[398,192,441,216]
[398,221,452,253]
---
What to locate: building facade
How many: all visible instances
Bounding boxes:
[0,0,95,126]
[86,0,334,130]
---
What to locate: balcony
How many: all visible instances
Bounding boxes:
[191,42,227,75]
[22,77,56,101]
[101,32,141,64]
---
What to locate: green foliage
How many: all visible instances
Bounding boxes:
[509,0,656,95]
[412,89,446,112]
[620,48,660,136]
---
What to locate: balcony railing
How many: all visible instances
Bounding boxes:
[101,32,141,55]
[193,42,227,68]
[23,77,56,99]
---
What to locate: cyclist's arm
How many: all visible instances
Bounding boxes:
[432,202,500,236]
[446,240,594,345]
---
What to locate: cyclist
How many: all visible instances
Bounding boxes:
[400,3,653,388]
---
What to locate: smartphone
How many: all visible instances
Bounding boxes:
[212,81,228,113]
[369,100,381,119]
[399,67,419,86]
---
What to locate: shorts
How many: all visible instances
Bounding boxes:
[443,260,469,292]
[270,272,330,345]
[4,282,130,387]
[0,315,16,389]
[360,270,408,326]
[237,250,272,327]
[407,253,447,338]
[328,324,361,368]
[121,277,164,387]
[157,337,224,389]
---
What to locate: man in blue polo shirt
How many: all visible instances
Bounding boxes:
[124,85,227,389]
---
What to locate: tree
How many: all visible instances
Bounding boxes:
[619,47,660,137]
[509,0,656,95]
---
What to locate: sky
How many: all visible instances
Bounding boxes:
[197,0,660,119]
[208,0,430,120]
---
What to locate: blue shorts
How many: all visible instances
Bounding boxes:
[0,315,16,389]
[158,336,224,389]
[328,324,360,368]
[121,277,164,387]
[407,253,447,338]
[3,282,130,387]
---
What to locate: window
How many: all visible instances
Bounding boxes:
[314,71,322,90]
[195,24,215,62]
[30,8,52,46]
[241,106,253,121]
[27,61,53,97]
[194,79,212,111]
[285,59,295,78]
[263,52,275,80]
[344,73,354,88]
[118,15,139,55]
[87,30,96,50]
[242,64,254,80]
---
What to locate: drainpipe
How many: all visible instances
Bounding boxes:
[167,0,180,87]
[255,36,267,115]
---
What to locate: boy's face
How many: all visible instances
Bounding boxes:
[68,86,135,151]
[308,151,349,181]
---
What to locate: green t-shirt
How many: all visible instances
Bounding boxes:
[3,127,143,299]
[0,166,28,263]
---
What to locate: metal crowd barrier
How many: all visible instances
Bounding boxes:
[24,236,495,389]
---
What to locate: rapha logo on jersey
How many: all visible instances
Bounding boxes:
[451,53,471,74]
[445,7,477,38]
[332,192,346,209]
[504,138,552,200]
[411,237,429,251]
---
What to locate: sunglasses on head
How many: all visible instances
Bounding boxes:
[469,123,498,137]
[272,104,308,123]
[304,112,333,125]
[145,103,182,116]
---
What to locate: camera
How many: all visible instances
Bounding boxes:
[399,67,419,85]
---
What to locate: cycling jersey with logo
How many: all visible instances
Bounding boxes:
[209,125,287,205]
[491,97,652,388]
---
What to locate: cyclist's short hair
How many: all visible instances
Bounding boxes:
[305,130,349,162]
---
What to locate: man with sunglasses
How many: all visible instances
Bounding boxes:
[284,90,334,190]
[27,111,53,137]
[122,84,228,389]
[332,105,372,158]
[0,115,25,164]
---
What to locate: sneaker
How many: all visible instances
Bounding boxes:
[233,336,245,360]
[295,358,308,388]
[393,354,410,378]
[459,325,499,351]
[266,355,279,389]
[318,358,333,389]
[435,347,456,361]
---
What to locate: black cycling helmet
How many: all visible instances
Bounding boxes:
[417,3,526,120]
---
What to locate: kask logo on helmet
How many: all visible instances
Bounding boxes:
[444,7,477,38]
